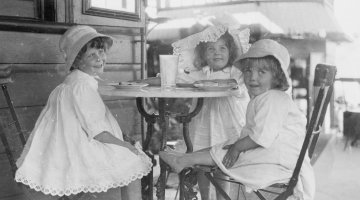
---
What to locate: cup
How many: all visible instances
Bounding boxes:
[159,55,179,89]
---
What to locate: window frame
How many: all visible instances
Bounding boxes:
[0,0,56,22]
[82,0,141,22]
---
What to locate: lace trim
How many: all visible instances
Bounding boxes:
[15,155,152,197]
[228,28,251,55]
[172,25,250,55]
[171,24,250,72]
[172,24,228,55]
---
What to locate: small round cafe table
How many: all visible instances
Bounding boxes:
[99,85,239,200]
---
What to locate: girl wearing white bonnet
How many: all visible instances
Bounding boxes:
[171,24,251,199]
[14,25,152,199]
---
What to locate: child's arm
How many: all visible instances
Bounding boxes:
[221,136,260,168]
[94,131,139,155]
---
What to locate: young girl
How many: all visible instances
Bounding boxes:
[172,25,250,200]
[15,25,152,200]
[160,39,315,200]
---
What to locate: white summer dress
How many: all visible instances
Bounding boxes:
[177,66,250,150]
[15,70,152,196]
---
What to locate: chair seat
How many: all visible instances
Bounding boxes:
[194,164,289,188]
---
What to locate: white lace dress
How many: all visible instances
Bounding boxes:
[15,70,152,196]
[176,66,250,150]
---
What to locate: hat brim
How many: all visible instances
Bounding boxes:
[66,33,114,70]
[234,39,291,86]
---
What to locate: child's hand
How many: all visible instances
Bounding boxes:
[222,144,241,168]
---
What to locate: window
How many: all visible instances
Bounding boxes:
[82,0,141,21]
[0,0,56,21]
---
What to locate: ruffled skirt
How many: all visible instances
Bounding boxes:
[15,134,152,196]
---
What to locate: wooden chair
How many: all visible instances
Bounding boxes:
[192,64,337,200]
[0,65,27,177]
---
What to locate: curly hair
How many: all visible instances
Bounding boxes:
[193,31,238,69]
[70,37,110,71]
[238,56,290,91]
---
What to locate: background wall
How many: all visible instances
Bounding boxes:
[0,0,146,198]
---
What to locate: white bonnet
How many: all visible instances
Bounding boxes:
[171,24,250,72]
[59,25,113,70]
[235,39,291,85]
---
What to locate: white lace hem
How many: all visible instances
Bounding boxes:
[15,152,153,197]
[16,168,151,197]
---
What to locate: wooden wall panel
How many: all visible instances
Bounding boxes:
[0,0,36,18]
[0,32,62,63]
[107,35,142,63]
[0,70,64,108]
[0,32,141,64]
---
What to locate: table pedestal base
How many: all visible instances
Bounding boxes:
[136,97,204,200]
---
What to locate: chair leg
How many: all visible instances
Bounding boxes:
[253,190,267,200]
[2,84,26,145]
[204,172,231,200]
[0,126,17,176]
[0,84,27,176]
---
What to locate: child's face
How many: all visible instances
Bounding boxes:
[243,60,274,97]
[204,38,229,71]
[78,46,107,76]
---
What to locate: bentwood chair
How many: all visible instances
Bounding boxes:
[191,64,337,200]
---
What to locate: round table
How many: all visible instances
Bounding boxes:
[99,85,238,200]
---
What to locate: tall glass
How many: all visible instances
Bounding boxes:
[159,55,179,89]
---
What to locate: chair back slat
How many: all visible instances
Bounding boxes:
[287,64,337,191]
[308,85,334,158]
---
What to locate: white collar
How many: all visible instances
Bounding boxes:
[67,70,99,88]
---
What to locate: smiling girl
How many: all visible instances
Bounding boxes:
[173,26,250,200]
[15,26,152,200]
[160,39,315,200]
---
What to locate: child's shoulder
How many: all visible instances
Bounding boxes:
[65,71,98,91]
[255,90,291,104]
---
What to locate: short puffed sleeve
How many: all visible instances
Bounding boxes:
[72,81,113,139]
[242,91,290,148]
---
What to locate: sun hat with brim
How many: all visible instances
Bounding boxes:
[171,24,251,72]
[234,39,291,85]
[59,25,113,70]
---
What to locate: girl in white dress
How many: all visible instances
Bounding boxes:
[160,39,315,200]
[172,25,250,200]
[15,25,152,199]
[142,25,250,199]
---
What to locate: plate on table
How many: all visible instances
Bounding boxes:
[193,79,238,91]
[107,82,149,89]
